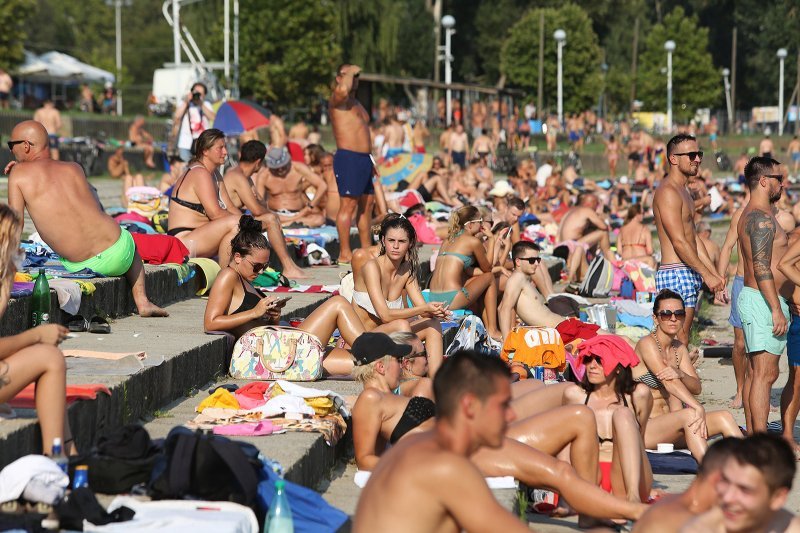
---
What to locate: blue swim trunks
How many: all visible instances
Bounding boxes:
[333,148,374,197]
[738,286,789,356]
[385,147,405,159]
[788,314,800,366]
[728,275,745,329]
[656,263,703,308]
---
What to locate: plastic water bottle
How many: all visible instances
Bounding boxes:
[31,268,51,326]
[72,465,89,489]
[51,438,68,474]
[264,479,294,533]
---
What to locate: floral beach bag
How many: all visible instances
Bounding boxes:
[229,326,323,381]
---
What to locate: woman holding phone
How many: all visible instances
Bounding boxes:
[204,215,365,375]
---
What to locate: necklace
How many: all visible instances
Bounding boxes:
[652,331,680,367]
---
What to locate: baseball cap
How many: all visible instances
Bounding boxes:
[351,332,412,366]
[266,146,291,169]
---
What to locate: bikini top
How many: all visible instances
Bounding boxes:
[389,396,436,444]
[232,275,263,315]
[584,389,637,445]
[352,290,403,318]
[635,371,664,390]
[171,164,227,216]
[620,227,648,250]
[438,251,474,270]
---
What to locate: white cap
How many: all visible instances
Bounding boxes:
[489,180,515,197]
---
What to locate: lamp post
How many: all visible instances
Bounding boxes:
[722,68,733,132]
[105,0,132,115]
[599,62,609,122]
[554,29,566,126]
[441,15,456,126]
[778,47,788,136]
[664,40,676,133]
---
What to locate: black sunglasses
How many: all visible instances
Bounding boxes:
[657,309,687,320]
[517,256,541,264]
[245,257,268,273]
[762,174,784,182]
[673,151,703,161]
[582,355,603,365]
[6,140,30,150]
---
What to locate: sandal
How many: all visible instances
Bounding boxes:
[67,314,89,332]
[88,316,111,334]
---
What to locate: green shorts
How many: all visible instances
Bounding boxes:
[60,229,135,277]
[738,286,789,356]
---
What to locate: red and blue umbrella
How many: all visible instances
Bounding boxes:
[212,100,271,135]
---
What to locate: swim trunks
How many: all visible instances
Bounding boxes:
[48,134,59,149]
[274,208,301,217]
[787,314,800,366]
[569,131,579,142]
[333,148,374,197]
[709,133,718,142]
[0,92,8,102]
[655,263,703,308]
[385,147,404,159]
[737,286,789,356]
[792,152,800,163]
[60,228,135,277]
[728,275,745,329]
[451,151,466,169]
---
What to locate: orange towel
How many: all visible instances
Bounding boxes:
[9,384,111,409]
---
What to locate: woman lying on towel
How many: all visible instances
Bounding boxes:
[632,289,742,460]
[0,205,75,454]
[203,215,364,375]
[428,205,509,341]
[351,214,448,375]
[349,332,646,526]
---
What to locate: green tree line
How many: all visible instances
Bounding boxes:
[2,0,798,117]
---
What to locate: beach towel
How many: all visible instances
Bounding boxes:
[63,350,147,361]
[353,470,516,490]
[132,233,190,265]
[258,284,339,293]
[9,384,111,409]
[646,451,698,475]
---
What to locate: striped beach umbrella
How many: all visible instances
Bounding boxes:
[212,100,271,135]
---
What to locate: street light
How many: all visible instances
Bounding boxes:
[722,68,733,132]
[778,47,788,136]
[554,29,566,126]
[105,0,132,115]
[664,40,676,133]
[599,62,609,123]
[440,15,456,126]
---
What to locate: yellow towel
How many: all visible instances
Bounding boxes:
[269,383,335,416]
[196,388,240,413]
[188,258,221,296]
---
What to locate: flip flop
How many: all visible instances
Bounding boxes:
[88,316,111,334]
[67,314,89,332]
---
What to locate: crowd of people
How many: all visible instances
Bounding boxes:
[3,61,800,530]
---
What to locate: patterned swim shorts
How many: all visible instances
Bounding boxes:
[655,263,703,308]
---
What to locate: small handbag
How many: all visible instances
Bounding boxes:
[229,326,324,381]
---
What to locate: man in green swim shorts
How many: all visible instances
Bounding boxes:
[736,156,792,434]
[6,120,168,317]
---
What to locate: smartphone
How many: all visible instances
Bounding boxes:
[269,296,292,306]
[503,227,513,239]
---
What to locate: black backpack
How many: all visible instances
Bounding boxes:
[579,255,614,298]
[149,427,262,510]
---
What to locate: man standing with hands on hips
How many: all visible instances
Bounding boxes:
[329,64,376,265]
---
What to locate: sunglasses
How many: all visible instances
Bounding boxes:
[517,256,541,264]
[582,355,603,365]
[673,151,704,161]
[466,218,483,225]
[404,352,428,360]
[244,257,268,273]
[762,174,784,182]
[657,309,687,320]
[6,140,31,150]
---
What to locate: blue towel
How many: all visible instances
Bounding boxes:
[617,311,653,329]
[646,451,698,475]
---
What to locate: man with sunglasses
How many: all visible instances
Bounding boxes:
[654,134,725,346]
[737,156,793,435]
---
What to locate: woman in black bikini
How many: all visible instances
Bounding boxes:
[350,334,647,524]
[167,128,241,266]
[617,204,655,268]
[203,215,367,375]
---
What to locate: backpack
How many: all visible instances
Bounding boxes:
[230,326,324,381]
[149,427,262,512]
[445,315,499,357]
[579,256,614,297]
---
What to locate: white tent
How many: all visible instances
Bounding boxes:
[16,50,115,84]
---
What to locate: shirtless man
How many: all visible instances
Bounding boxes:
[412,120,429,153]
[128,115,156,168]
[255,146,327,228]
[633,438,739,533]
[222,141,307,279]
[353,351,530,533]
[734,152,749,184]
[438,124,453,165]
[6,120,166,317]
[788,136,800,176]
[159,156,185,193]
[736,156,792,435]
[383,115,406,159]
[329,64,376,264]
[557,193,616,283]
[653,134,725,346]
[471,129,494,163]
[447,123,469,169]
[759,134,775,159]
[33,100,61,160]
[681,434,800,533]
[107,147,144,207]
[317,152,339,221]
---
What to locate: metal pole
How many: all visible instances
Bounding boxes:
[630,17,639,113]
[233,0,239,99]
[557,41,563,125]
[224,0,230,85]
[723,72,733,130]
[172,0,181,65]
[731,28,737,127]
[445,28,452,126]
[666,50,673,132]
[115,0,122,115]
[537,11,544,118]
[779,52,786,136]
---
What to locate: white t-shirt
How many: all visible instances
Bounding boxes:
[536,163,553,188]
[177,101,213,150]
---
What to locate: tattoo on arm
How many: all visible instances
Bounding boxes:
[746,211,776,282]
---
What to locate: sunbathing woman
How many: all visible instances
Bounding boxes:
[387,331,433,399]
[0,205,74,454]
[617,204,655,268]
[352,214,448,375]
[203,215,365,375]
[167,128,242,265]
[632,289,742,460]
[428,205,507,341]
[350,333,646,524]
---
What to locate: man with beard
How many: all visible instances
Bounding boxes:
[737,157,792,435]
[653,135,725,346]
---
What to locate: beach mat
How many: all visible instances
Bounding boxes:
[646,451,698,475]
